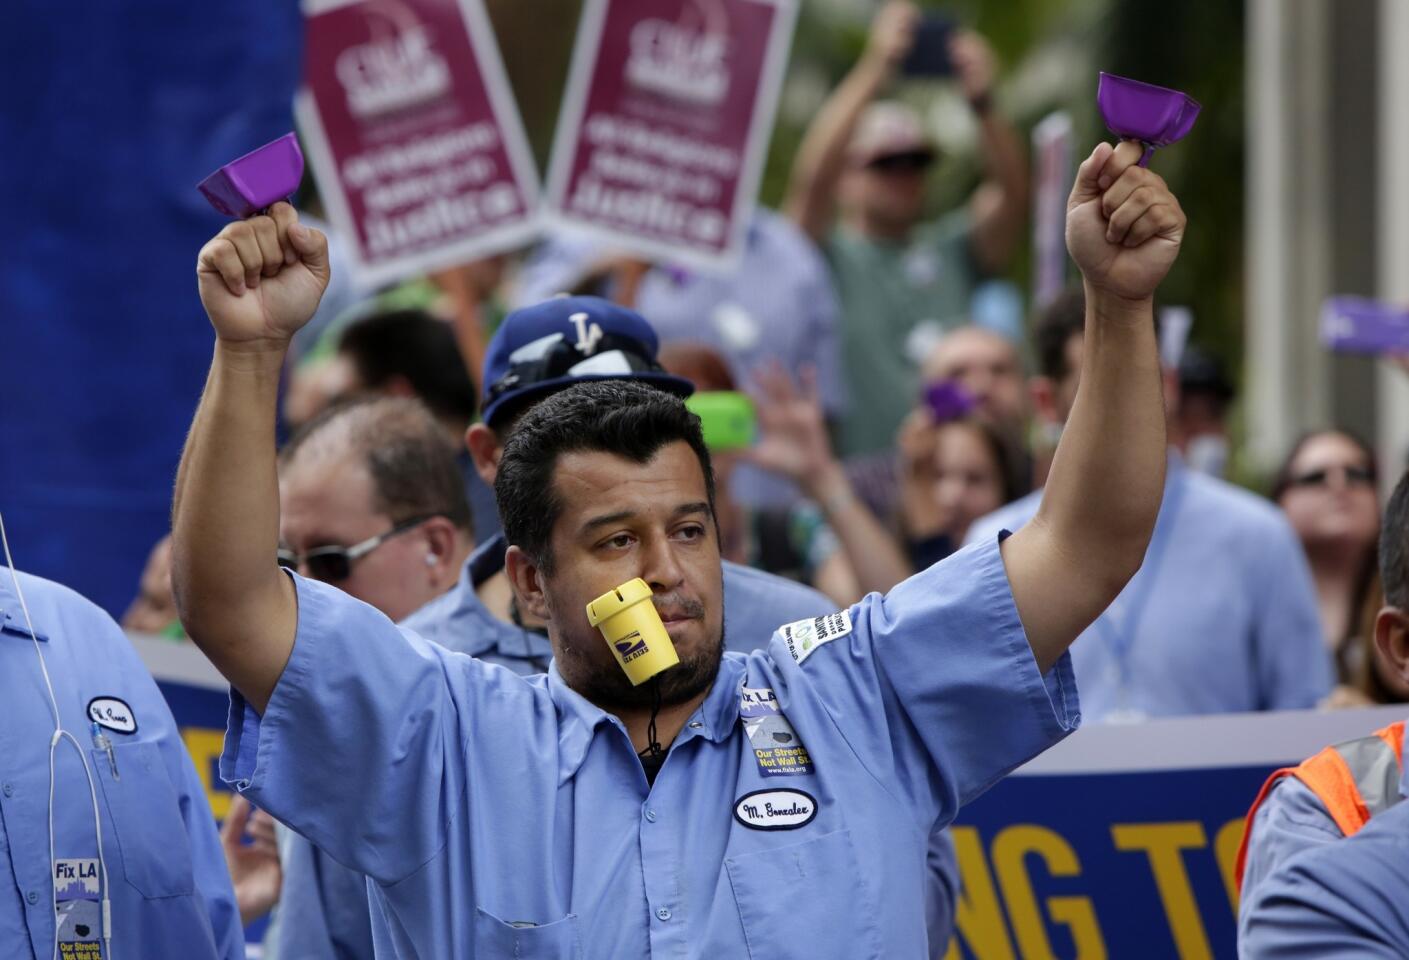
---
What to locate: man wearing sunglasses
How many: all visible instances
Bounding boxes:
[784,1,1027,460]
[276,397,474,624]
[174,136,1184,957]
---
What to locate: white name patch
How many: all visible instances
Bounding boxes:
[780,611,852,665]
[733,789,818,831]
[87,697,137,734]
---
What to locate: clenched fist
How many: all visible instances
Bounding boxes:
[1065,141,1185,303]
[196,202,330,346]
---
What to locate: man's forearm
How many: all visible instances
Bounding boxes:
[171,341,296,711]
[1018,287,1166,668]
[969,111,1028,272]
[783,57,890,241]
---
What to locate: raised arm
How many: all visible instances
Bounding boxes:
[1002,141,1185,672]
[950,30,1028,273]
[747,364,913,597]
[782,2,919,242]
[171,203,330,712]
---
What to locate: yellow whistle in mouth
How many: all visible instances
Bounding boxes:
[585,579,680,686]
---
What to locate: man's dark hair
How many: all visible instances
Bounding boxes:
[1034,288,1087,381]
[496,380,715,573]
[280,396,473,535]
[1380,470,1409,609]
[338,309,478,424]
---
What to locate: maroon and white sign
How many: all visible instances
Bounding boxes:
[297,0,541,288]
[544,0,798,271]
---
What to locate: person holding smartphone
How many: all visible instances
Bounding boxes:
[784,1,1028,463]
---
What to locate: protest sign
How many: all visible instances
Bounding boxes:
[134,633,1401,959]
[297,0,541,289]
[544,0,798,271]
[945,705,1406,959]
[1031,111,1073,310]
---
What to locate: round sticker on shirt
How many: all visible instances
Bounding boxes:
[733,789,818,830]
[87,697,137,734]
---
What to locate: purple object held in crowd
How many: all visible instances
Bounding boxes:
[1096,73,1200,167]
[197,133,304,218]
[923,380,975,423]
[1320,296,1409,355]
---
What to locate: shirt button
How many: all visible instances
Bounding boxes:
[1,783,12,797]
[26,891,38,905]
[644,809,658,823]
[688,721,703,729]
[656,907,671,921]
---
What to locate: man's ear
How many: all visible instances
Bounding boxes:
[420,517,462,588]
[1374,606,1409,687]
[505,545,550,621]
[466,423,502,488]
[1030,377,1059,426]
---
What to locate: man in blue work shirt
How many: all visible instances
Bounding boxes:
[0,563,241,959]
[967,288,1330,721]
[1241,756,1409,957]
[274,300,855,958]
[1236,469,1409,950]
[173,138,1184,956]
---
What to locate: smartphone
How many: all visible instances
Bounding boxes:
[1321,296,1409,355]
[901,14,955,78]
[686,392,757,451]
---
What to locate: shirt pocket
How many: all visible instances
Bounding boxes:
[93,740,195,898]
[726,828,884,960]
[473,907,582,959]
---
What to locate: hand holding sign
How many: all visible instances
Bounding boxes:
[196,203,331,346]
[1065,141,1185,303]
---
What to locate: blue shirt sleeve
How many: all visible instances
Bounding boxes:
[766,535,1079,831]
[220,574,479,883]
[1238,777,1344,948]
[1249,516,1334,709]
[1242,803,1409,958]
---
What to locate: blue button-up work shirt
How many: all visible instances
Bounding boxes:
[0,567,240,960]
[967,457,1331,720]
[1242,760,1409,957]
[225,538,1076,958]
[272,534,848,959]
[1237,722,1407,950]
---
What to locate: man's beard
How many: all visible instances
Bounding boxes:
[556,596,726,711]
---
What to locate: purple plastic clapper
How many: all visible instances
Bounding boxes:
[197,133,305,219]
[1096,73,1201,167]
[923,380,975,423]
[1320,296,1409,355]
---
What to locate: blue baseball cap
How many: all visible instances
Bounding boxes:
[479,296,695,429]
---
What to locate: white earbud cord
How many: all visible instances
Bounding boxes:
[0,510,112,960]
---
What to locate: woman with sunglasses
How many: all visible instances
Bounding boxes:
[1273,430,1381,687]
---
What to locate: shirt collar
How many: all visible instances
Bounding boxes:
[546,655,747,781]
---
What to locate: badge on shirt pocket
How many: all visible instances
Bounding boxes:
[54,858,104,959]
[740,687,814,777]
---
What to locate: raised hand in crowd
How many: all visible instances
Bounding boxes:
[896,408,949,540]
[748,363,912,596]
[999,139,1185,671]
[220,795,282,926]
[195,202,330,348]
[176,204,331,711]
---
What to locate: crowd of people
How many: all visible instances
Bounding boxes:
[6,3,1409,958]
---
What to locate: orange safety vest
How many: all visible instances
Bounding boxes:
[1234,720,1405,892]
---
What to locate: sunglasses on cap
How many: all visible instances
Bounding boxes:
[485,332,668,404]
[277,515,437,582]
[1287,464,1376,490]
[866,150,936,174]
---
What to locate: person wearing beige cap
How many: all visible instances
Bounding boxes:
[784,1,1027,461]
